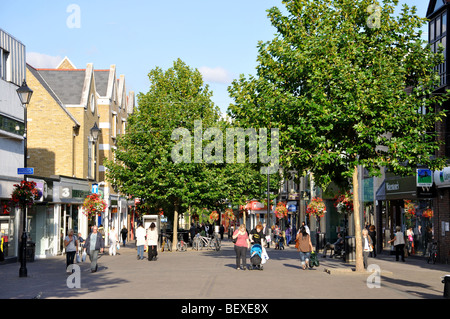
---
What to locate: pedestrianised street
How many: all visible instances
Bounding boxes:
[1,240,448,301]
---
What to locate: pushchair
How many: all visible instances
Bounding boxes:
[249,244,264,270]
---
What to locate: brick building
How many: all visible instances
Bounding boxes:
[427,0,450,263]
[24,57,134,258]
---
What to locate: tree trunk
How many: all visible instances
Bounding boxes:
[353,166,364,272]
[172,202,179,251]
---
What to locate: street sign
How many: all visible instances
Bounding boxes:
[17,167,34,175]
[92,183,99,194]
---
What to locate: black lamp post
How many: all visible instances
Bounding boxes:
[90,123,100,181]
[16,80,33,278]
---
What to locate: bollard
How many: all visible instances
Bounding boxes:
[442,275,450,299]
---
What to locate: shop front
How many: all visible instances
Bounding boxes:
[53,176,91,253]
[0,178,24,262]
[385,172,435,257]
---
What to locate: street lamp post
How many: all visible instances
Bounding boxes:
[16,80,33,278]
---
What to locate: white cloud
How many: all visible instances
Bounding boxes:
[26,52,62,68]
[198,66,232,84]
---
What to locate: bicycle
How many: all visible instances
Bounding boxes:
[427,242,438,264]
[161,233,172,252]
[193,234,220,251]
[176,233,187,252]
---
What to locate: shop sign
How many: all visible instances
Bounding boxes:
[385,175,416,200]
[416,169,433,187]
[434,167,450,188]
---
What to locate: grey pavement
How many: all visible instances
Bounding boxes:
[1,239,449,301]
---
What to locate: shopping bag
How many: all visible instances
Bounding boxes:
[81,251,87,262]
[117,243,120,250]
[76,253,81,263]
[309,252,319,267]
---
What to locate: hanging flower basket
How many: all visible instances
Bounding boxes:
[275,202,288,219]
[83,193,107,217]
[209,210,219,222]
[224,208,235,221]
[306,197,326,218]
[334,191,353,214]
[10,180,42,207]
[404,200,416,219]
[422,208,433,219]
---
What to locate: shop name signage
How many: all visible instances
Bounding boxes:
[386,182,399,191]
[60,187,90,199]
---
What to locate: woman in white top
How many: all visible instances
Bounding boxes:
[146,222,159,261]
[136,224,146,260]
[362,229,373,269]
[109,226,119,256]
[388,226,405,262]
[64,229,78,272]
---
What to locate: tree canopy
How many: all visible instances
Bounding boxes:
[227,0,449,271]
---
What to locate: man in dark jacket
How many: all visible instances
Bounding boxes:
[84,225,104,272]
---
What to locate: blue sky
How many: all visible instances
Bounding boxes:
[0,0,429,114]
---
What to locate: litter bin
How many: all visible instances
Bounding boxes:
[26,242,35,262]
[344,236,355,263]
[442,275,450,299]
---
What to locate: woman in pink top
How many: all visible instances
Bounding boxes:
[233,224,251,270]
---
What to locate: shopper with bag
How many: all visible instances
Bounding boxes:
[296,226,314,270]
[388,226,406,262]
[362,228,374,269]
[64,229,78,273]
[84,226,105,273]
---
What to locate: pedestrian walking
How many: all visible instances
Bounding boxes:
[406,227,414,255]
[233,224,251,270]
[362,228,373,269]
[368,225,377,258]
[296,226,314,270]
[83,226,105,273]
[273,225,280,249]
[120,226,128,247]
[285,225,291,246]
[136,223,146,260]
[146,222,158,261]
[388,226,406,262]
[262,223,270,248]
[109,226,119,256]
[219,224,224,240]
[64,229,78,273]
[249,223,265,246]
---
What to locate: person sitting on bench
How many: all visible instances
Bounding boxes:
[323,233,344,258]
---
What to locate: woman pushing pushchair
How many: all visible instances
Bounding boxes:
[249,224,269,270]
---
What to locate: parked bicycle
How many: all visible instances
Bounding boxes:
[176,233,187,252]
[427,242,438,264]
[192,233,220,251]
[161,233,172,252]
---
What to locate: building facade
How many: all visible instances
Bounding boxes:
[23,57,134,258]
[427,0,450,263]
[0,29,27,262]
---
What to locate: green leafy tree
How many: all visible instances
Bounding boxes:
[106,59,221,250]
[228,0,448,271]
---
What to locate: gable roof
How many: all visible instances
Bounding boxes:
[427,0,449,18]
[27,64,80,127]
[35,69,86,105]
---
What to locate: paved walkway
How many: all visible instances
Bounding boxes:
[1,239,449,300]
